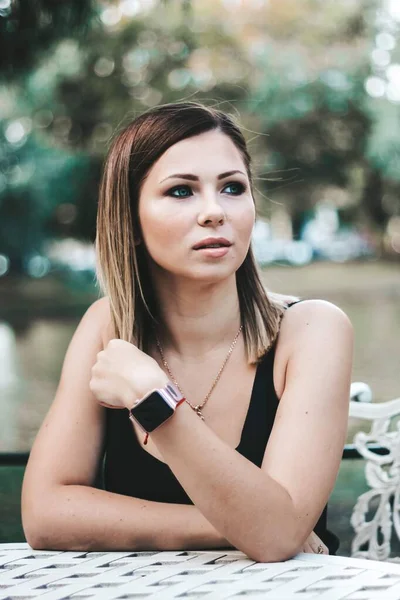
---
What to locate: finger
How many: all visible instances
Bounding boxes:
[307,531,329,555]
[98,401,122,409]
[313,542,329,554]
[301,542,313,554]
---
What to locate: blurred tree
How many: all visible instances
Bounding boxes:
[0,134,96,272]
[237,0,400,239]
[0,0,191,80]
[0,1,250,272]
[0,0,96,80]
[1,0,399,273]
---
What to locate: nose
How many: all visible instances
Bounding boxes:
[197,193,225,227]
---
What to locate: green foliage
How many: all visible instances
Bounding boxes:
[0,2,251,271]
[0,0,96,80]
[0,0,399,268]
[0,135,97,264]
[366,99,400,181]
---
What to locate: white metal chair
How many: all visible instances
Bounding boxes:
[349,382,400,561]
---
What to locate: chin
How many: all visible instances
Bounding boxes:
[152,251,246,283]
[186,262,240,284]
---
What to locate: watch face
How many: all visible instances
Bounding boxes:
[130,391,174,432]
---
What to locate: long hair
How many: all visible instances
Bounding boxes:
[96,101,288,363]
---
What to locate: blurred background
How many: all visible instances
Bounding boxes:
[0,0,399,554]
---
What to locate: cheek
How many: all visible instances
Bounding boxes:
[234,201,256,239]
[142,211,169,242]
[139,202,188,258]
[139,200,164,238]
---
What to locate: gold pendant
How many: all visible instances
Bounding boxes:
[194,405,205,420]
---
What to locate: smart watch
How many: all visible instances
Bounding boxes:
[128,382,185,445]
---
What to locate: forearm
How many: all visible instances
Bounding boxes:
[23,484,232,551]
[151,402,300,562]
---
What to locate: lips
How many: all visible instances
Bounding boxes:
[193,237,232,250]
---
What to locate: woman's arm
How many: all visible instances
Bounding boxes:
[21,298,230,551]
[148,300,353,562]
[24,485,232,552]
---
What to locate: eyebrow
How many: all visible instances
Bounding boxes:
[159,170,246,184]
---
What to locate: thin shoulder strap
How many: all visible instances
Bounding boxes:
[286,298,307,309]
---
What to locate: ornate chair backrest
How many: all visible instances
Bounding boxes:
[349,382,400,562]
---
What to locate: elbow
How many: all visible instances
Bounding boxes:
[235,522,300,563]
[22,478,54,549]
[25,534,94,553]
[248,519,312,563]
[22,512,50,550]
[22,503,99,552]
[246,499,302,563]
[239,511,303,563]
[24,530,49,551]
[247,538,299,564]
[22,499,43,549]
[23,517,93,552]
[22,507,57,551]
[22,495,72,552]
[22,487,57,550]
[254,545,299,563]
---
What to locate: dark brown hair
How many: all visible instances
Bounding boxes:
[96,101,288,362]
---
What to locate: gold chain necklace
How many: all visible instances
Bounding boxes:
[155,325,243,420]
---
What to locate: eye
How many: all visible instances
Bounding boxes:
[222,182,246,195]
[166,185,193,198]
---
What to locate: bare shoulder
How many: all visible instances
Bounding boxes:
[279,299,353,351]
[87,296,111,319]
[282,298,352,326]
[86,296,115,349]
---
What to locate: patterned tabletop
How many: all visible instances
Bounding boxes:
[2,544,400,599]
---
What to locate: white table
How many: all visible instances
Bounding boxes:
[2,544,400,599]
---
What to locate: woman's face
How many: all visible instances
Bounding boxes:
[138,129,256,283]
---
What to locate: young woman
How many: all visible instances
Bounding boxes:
[21,102,353,562]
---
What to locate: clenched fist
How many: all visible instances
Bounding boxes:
[89,339,169,410]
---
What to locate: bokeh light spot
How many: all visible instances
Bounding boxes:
[371,48,391,67]
[168,69,191,90]
[376,32,396,51]
[94,57,115,77]
[120,0,141,17]
[365,76,386,98]
[5,121,27,144]
[100,6,122,27]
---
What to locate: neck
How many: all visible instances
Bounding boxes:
[152,273,241,360]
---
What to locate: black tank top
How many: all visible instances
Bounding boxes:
[103,301,340,555]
